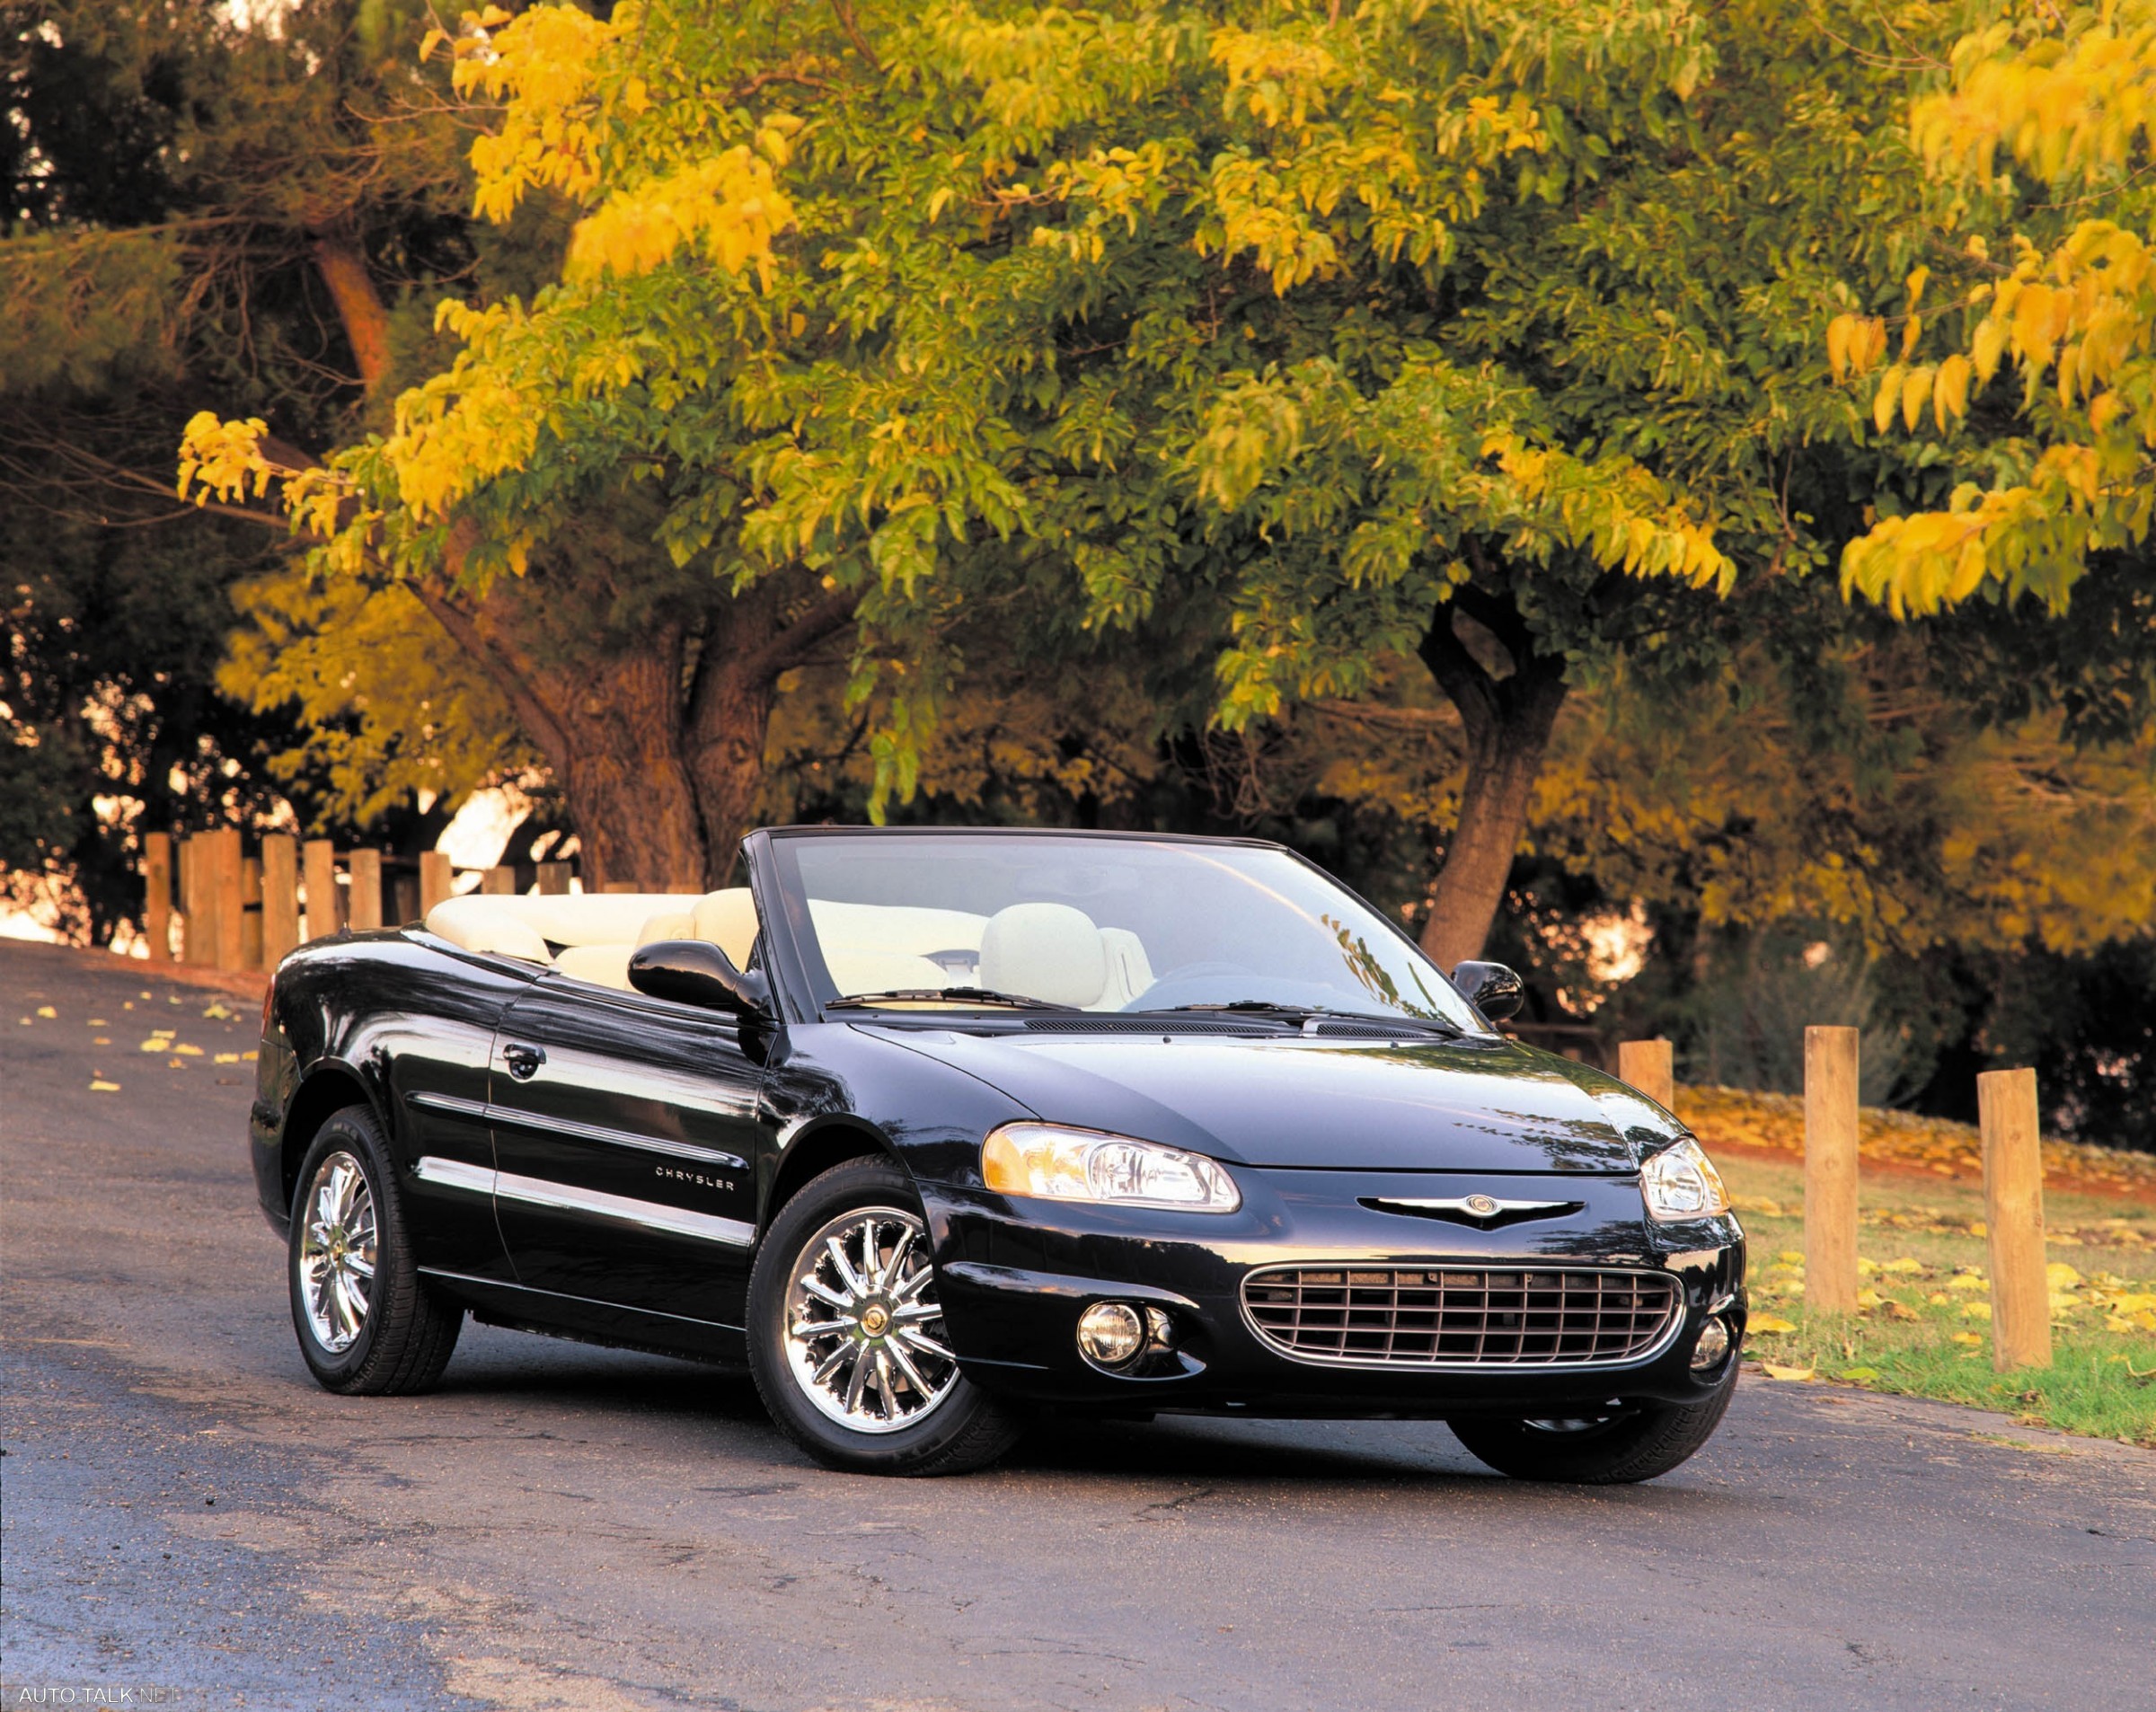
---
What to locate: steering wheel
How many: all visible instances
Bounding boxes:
[1121,961,1261,1011]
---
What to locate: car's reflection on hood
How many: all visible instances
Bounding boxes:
[869,1028,1654,1174]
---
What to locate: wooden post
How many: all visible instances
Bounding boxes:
[240,854,263,969]
[1804,1025,1861,1316]
[1980,1067,2051,1371]
[179,834,208,966]
[1617,1038,1674,1110]
[482,865,517,896]
[144,832,173,962]
[303,839,341,940]
[261,834,300,966]
[419,850,454,916]
[209,828,245,971]
[536,860,572,896]
[347,849,384,931]
[391,871,420,926]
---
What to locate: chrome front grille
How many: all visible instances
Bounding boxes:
[1241,1266,1681,1369]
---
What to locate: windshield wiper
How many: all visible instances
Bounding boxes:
[826,986,1079,1012]
[1143,1001,1463,1035]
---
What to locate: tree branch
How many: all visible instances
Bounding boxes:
[309,228,394,393]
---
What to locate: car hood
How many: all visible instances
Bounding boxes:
[871,1028,1671,1174]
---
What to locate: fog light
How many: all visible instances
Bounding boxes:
[1690,1315,1732,1372]
[1077,1302,1145,1367]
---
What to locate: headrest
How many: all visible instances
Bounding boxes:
[637,910,696,948]
[692,890,759,966]
[977,903,1107,1008]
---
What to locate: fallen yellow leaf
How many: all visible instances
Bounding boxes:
[1760,1363,1816,1381]
[1856,1287,1884,1308]
[1962,1302,1993,1321]
[1948,1273,1986,1292]
[1952,1331,1984,1347]
[172,1043,203,1056]
[1883,1258,1923,1274]
[214,1052,239,1064]
[2046,1262,2082,1289]
[1750,1314,1798,1334]
[36,1005,56,1018]
[89,1080,119,1093]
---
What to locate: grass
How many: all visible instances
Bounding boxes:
[1712,1146,2156,1447]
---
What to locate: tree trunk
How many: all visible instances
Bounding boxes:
[411,568,710,890]
[1415,590,1569,972]
[685,580,858,884]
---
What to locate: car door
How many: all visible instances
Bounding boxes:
[370,949,532,1282]
[486,973,768,1327]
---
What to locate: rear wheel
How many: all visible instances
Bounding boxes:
[747,1157,1024,1476]
[1449,1364,1738,1484]
[288,1106,462,1395]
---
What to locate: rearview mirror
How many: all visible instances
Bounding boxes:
[629,940,772,1019]
[1450,960,1524,1022]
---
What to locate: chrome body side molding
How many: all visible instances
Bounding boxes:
[411,1155,755,1248]
[405,1090,747,1173]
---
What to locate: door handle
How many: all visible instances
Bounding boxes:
[501,1043,546,1081]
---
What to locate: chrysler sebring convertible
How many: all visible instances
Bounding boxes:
[250,826,1745,1480]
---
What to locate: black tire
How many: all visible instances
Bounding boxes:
[287,1104,461,1396]
[747,1156,1024,1476]
[1449,1364,1738,1484]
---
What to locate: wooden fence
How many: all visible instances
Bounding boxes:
[1617,1030,2051,1373]
[141,830,586,973]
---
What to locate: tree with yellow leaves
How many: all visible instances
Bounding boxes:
[1836,3,2156,634]
[181,0,1998,946]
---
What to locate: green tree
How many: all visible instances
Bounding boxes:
[1836,0,2156,639]
[189,0,2156,961]
[0,0,517,932]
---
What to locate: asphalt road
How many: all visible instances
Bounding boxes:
[4,940,2153,1712]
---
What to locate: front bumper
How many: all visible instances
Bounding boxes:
[924,1168,1745,1416]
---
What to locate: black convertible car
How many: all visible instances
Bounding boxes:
[251,826,1745,1480]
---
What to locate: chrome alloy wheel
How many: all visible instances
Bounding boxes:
[782,1205,959,1434]
[298,1151,376,1354]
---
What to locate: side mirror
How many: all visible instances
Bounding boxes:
[629,940,772,1019]
[1450,959,1524,1022]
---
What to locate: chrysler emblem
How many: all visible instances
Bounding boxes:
[1362,1193,1583,1226]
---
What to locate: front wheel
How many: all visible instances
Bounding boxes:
[747,1157,1024,1476]
[1448,1364,1738,1484]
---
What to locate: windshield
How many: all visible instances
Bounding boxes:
[768,833,1485,1030]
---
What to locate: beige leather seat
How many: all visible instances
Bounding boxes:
[976,904,1154,1010]
[423,888,760,994]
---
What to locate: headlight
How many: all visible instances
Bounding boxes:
[1640,1137,1729,1222]
[981,1123,1241,1213]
